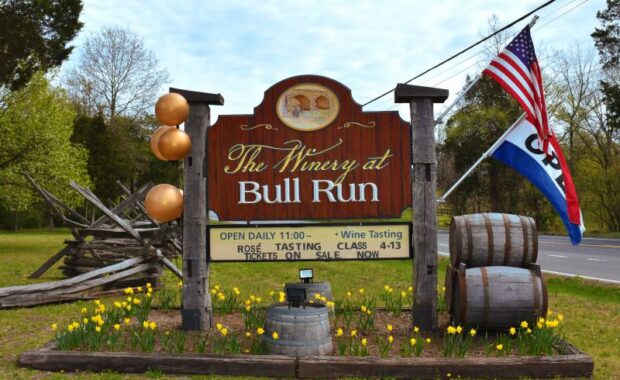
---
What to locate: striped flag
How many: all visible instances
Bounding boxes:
[490,117,585,244]
[483,26,551,154]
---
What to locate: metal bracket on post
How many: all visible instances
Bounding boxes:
[170,87,224,331]
[395,83,448,331]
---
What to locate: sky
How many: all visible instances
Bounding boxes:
[61,0,606,122]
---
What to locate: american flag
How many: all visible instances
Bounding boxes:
[483,26,551,154]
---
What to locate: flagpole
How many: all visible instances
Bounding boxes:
[437,114,526,203]
[434,16,539,126]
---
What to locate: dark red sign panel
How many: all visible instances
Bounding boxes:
[207,75,411,221]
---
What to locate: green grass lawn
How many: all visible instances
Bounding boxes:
[0,230,619,379]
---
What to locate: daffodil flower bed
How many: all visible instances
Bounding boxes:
[49,284,567,358]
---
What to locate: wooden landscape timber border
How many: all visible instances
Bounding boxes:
[19,339,593,379]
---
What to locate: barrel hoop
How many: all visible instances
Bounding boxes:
[519,215,530,267]
[263,335,332,347]
[483,214,494,265]
[464,217,473,265]
[452,217,462,266]
[531,217,539,263]
[502,213,512,265]
[480,267,491,327]
[529,269,540,318]
[457,268,467,324]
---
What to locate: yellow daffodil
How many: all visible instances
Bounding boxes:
[83,318,88,324]
[124,318,131,325]
[336,328,343,337]
[67,325,75,332]
[558,314,564,321]
[456,325,462,334]
[401,291,407,298]
[94,299,101,305]
[257,327,265,335]
[509,327,516,336]
[216,323,223,331]
[245,305,251,312]
[149,321,157,330]
[496,344,503,351]
[256,297,262,303]
[361,338,367,346]
[143,321,149,329]
[114,324,121,331]
[410,338,416,346]
[384,285,390,291]
[320,296,327,303]
[217,293,225,301]
[146,282,152,288]
[81,308,88,314]
[221,328,229,336]
[245,331,252,337]
[346,291,352,297]
[408,286,413,292]
[537,321,543,329]
[526,328,532,334]
[413,326,420,333]
[211,289,217,295]
[124,288,133,295]
[387,287,393,293]
[469,328,477,337]
[250,295,256,301]
[366,310,372,315]
[361,305,367,312]
[95,326,101,333]
[233,287,240,295]
[426,338,431,343]
[272,331,279,340]
[214,284,220,290]
[447,326,456,334]
[71,321,79,329]
[126,305,132,311]
[387,324,393,332]
[388,335,394,343]
[520,321,528,329]
[358,288,365,294]
[133,298,141,305]
[314,293,321,300]
[137,286,143,292]
[51,323,57,331]
[126,296,132,302]
[114,301,122,308]
[350,329,357,337]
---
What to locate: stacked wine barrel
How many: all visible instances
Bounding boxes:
[446,213,547,328]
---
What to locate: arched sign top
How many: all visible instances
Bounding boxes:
[208,74,412,221]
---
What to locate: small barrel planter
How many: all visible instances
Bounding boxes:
[263,303,333,356]
[451,264,547,328]
[450,213,538,268]
[284,282,333,302]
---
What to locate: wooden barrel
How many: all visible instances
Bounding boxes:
[284,282,333,302]
[263,303,333,356]
[450,213,538,268]
[452,265,547,328]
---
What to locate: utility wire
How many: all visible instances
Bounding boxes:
[361,0,558,107]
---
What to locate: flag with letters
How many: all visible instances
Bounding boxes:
[483,26,551,154]
[489,117,585,244]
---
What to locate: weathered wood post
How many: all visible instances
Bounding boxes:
[395,84,448,331]
[170,88,224,330]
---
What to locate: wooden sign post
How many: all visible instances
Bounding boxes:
[171,88,224,331]
[395,84,448,331]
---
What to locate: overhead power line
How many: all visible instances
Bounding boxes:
[361,0,558,107]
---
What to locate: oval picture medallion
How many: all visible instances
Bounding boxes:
[276,83,340,131]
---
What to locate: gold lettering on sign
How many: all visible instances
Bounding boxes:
[338,121,376,130]
[240,123,278,131]
[362,149,393,170]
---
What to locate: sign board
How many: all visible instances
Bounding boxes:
[207,75,412,221]
[208,223,411,262]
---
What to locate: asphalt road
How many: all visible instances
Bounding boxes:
[437,230,620,284]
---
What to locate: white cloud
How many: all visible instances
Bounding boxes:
[66,0,605,122]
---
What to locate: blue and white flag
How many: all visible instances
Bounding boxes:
[489,117,585,244]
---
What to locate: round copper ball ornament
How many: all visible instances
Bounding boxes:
[155,93,189,126]
[150,125,173,161]
[158,128,191,161]
[144,184,184,223]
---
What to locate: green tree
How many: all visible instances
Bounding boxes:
[0,73,90,216]
[0,0,83,91]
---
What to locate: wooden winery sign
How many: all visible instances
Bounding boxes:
[209,223,412,262]
[207,75,412,221]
